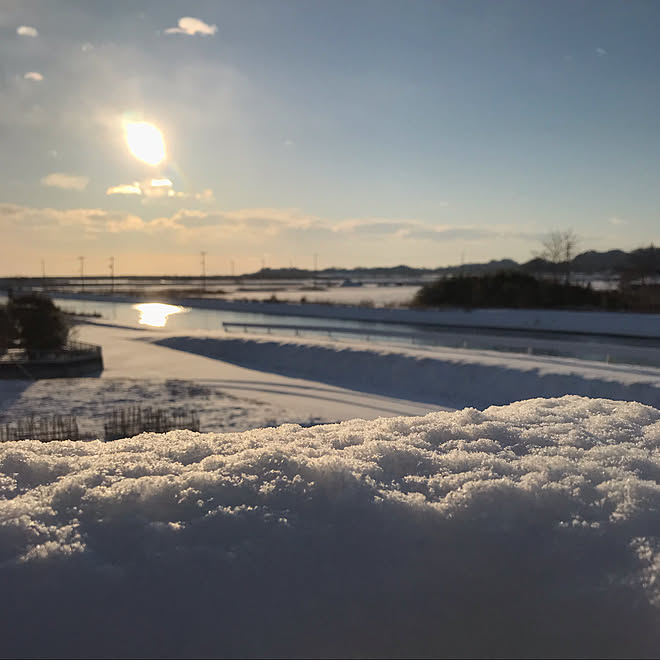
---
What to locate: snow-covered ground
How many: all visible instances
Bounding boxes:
[2,320,660,656]
[2,321,658,438]
[2,395,660,657]
[0,323,450,440]
[150,331,660,409]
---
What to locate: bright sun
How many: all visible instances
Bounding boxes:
[125,122,166,165]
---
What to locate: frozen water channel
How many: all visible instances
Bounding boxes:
[50,296,660,368]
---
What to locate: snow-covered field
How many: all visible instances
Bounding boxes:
[0,323,450,439]
[2,321,658,437]
[3,396,660,657]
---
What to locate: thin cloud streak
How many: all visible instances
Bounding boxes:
[107,184,141,195]
[41,173,89,191]
[24,72,44,82]
[1,202,538,245]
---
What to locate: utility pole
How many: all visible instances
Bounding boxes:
[200,251,206,292]
[230,260,235,278]
[313,253,318,287]
[78,256,85,292]
[109,256,115,294]
[41,259,46,291]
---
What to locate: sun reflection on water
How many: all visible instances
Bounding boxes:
[133,303,186,327]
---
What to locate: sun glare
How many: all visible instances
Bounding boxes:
[134,303,185,327]
[125,122,166,166]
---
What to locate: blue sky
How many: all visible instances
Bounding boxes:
[1,0,659,275]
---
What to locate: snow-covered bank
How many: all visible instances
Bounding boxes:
[152,334,660,409]
[44,290,660,339]
[2,396,660,658]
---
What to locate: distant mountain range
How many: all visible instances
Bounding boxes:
[249,246,659,280]
[1,247,656,284]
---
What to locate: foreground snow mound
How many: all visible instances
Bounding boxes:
[2,396,660,658]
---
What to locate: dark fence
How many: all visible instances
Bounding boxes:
[0,415,80,442]
[103,406,200,441]
[1,406,201,443]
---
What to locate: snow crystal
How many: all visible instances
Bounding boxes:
[2,396,660,657]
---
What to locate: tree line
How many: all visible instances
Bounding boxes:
[414,234,660,312]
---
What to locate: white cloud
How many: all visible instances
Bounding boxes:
[24,72,44,82]
[107,179,179,199]
[41,173,89,191]
[17,25,38,37]
[106,179,214,203]
[106,183,141,195]
[596,47,607,56]
[142,178,176,198]
[150,178,173,187]
[81,42,94,52]
[164,17,217,36]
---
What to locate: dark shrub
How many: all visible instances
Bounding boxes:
[413,271,614,310]
[7,293,69,356]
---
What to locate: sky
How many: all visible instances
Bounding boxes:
[1,0,659,276]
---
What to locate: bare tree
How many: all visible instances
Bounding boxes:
[538,229,579,283]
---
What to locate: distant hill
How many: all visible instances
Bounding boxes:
[570,250,630,273]
[244,249,656,280]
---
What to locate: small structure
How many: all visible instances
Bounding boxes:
[0,340,103,379]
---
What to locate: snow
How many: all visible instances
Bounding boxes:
[2,321,658,441]
[0,324,450,439]
[2,396,660,657]
[148,330,660,409]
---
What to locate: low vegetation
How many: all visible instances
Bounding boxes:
[413,270,659,312]
[0,292,69,357]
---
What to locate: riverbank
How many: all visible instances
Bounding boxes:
[19,290,660,339]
